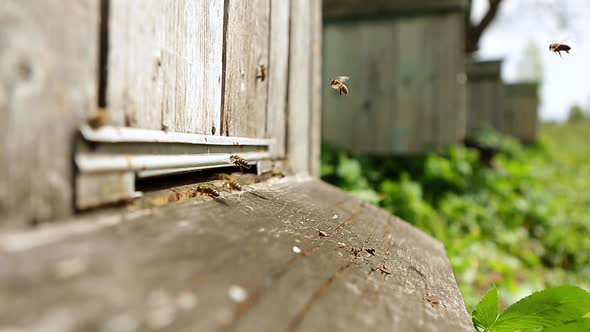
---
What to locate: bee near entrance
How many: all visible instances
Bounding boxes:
[74,125,274,209]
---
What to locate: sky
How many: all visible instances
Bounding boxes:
[472,0,590,121]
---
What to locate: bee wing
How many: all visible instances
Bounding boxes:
[338,76,350,82]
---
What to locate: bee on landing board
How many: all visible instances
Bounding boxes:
[220,174,242,191]
[330,76,350,95]
[549,42,571,58]
[196,184,220,198]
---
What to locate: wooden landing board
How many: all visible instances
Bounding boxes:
[0,178,472,332]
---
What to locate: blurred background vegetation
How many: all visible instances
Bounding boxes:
[320,119,590,308]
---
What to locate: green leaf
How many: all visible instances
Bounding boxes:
[542,318,590,332]
[472,285,498,331]
[491,286,590,332]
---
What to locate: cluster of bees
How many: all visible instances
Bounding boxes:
[195,155,252,198]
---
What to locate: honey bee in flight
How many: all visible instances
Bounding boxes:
[196,184,220,198]
[220,174,242,191]
[330,76,350,95]
[230,155,252,171]
[549,42,571,58]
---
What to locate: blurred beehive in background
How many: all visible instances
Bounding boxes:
[322,0,468,155]
[503,82,539,144]
[465,59,505,136]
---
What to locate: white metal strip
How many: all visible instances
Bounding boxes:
[136,164,237,178]
[80,125,274,147]
[76,152,273,174]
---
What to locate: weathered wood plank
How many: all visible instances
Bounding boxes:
[221,0,270,137]
[309,0,323,177]
[324,0,468,19]
[0,178,473,331]
[0,0,98,229]
[108,0,224,134]
[413,18,436,151]
[436,13,466,147]
[287,0,312,173]
[395,18,424,153]
[266,0,290,157]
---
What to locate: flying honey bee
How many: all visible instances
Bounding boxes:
[196,184,220,198]
[549,42,571,58]
[220,174,242,191]
[229,155,252,170]
[330,76,350,95]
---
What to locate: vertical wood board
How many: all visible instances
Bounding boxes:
[436,13,466,146]
[287,0,312,173]
[309,0,323,177]
[0,0,98,229]
[221,0,270,137]
[108,0,224,134]
[266,0,290,157]
[394,18,424,153]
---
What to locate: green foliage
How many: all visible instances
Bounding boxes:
[543,318,590,332]
[472,286,498,330]
[567,105,586,123]
[472,286,590,332]
[321,122,590,306]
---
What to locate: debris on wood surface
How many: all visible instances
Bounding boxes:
[0,178,472,331]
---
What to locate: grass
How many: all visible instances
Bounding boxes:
[320,120,590,307]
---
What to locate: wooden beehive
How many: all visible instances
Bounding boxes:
[322,0,468,155]
[0,3,475,329]
[504,82,539,143]
[0,0,322,228]
[466,59,505,136]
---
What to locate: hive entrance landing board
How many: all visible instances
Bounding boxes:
[0,178,472,331]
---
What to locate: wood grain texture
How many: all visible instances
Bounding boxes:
[309,0,323,177]
[287,0,312,174]
[0,0,98,229]
[221,0,270,137]
[436,13,466,147]
[324,0,468,19]
[0,178,473,331]
[108,0,224,134]
[266,0,290,157]
[395,18,428,153]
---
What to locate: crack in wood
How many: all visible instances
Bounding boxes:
[220,199,363,330]
[286,260,354,332]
